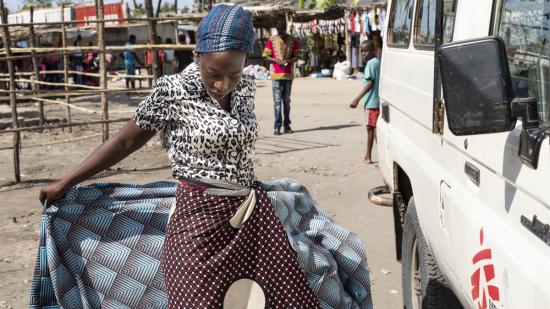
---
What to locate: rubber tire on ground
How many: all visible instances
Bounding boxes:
[402,198,463,309]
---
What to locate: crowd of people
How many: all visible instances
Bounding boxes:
[8,32,194,91]
[123,33,194,90]
[9,18,379,165]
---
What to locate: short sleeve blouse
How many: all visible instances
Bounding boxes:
[133,63,258,187]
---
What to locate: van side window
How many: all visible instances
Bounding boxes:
[387,0,414,47]
[494,0,550,122]
[414,0,458,49]
[442,0,457,43]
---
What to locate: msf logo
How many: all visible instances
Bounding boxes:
[471,228,500,309]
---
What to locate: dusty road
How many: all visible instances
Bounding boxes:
[0,77,402,308]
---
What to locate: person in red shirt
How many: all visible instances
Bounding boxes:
[145,36,164,78]
[263,20,300,135]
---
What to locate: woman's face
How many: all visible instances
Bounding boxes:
[198,50,246,103]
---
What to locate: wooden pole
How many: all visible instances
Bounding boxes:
[29,6,44,126]
[97,0,109,141]
[0,0,21,183]
[0,14,209,28]
[61,4,72,132]
[345,9,350,73]
[145,0,159,83]
[1,43,196,57]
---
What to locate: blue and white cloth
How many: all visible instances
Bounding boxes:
[30,179,372,309]
[196,4,255,54]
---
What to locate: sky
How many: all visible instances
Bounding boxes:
[4,0,195,12]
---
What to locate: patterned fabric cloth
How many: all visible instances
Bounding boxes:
[30,182,176,309]
[265,179,373,309]
[195,4,255,54]
[30,179,372,309]
[133,62,258,187]
[262,35,300,80]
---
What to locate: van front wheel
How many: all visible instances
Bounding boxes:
[402,198,462,309]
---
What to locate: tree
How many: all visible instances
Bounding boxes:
[132,7,146,16]
[57,0,72,6]
[316,0,345,9]
[159,1,175,14]
[21,0,53,9]
[131,0,145,17]
[155,0,164,17]
[301,0,346,9]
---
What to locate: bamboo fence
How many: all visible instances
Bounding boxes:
[0,0,197,183]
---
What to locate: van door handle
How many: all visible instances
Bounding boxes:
[382,103,390,123]
[465,162,480,186]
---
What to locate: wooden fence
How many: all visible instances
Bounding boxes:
[0,0,197,183]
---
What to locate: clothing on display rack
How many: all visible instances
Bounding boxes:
[354,11,361,33]
[291,17,347,73]
[369,9,378,32]
[377,7,387,39]
[349,10,355,33]
[362,11,370,35]
[351,33,361,69]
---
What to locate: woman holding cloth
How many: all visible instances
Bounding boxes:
[39,5,372,309]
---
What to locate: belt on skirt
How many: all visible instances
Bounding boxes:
[175,177,256,229]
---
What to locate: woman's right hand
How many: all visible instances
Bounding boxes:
[39,180,70,205]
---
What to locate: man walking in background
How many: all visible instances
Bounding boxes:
[350,40,380,164]
[263,20,300,135]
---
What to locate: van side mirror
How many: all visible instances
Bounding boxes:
[438,36,548,169]
[438,36,516,135]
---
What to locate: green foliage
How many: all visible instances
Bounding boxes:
[300,0,345,10]
[317,0,343,9]
[132,7,145,16]
[57,0,72,6]
[21,0,53,9]
[159,2,176,13]
[298,0,318,9]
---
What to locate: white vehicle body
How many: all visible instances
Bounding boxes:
[377,0,550,308]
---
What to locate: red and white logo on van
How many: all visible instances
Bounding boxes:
[471,228,500,309]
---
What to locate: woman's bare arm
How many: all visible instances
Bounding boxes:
[39,120,156,203]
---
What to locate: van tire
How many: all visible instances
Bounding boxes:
[402,198,462,309]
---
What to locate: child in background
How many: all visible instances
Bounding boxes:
[350,40,380,164]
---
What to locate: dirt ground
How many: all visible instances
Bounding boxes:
[0,77,402,308]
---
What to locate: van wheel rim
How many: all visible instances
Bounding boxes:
[411,237,422,309]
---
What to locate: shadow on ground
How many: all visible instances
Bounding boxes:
[292,124,360,133]
[0,165,171,191]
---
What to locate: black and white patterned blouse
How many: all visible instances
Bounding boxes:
[133,63,258,187]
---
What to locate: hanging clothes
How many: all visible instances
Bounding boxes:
[349,10,356,33]
[377,7,387,39]
[364,11,370,35]
[351,33,361,69]
[369,9,378,32]
[354,10,361,33]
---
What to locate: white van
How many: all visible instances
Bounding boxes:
[372,0,550,308]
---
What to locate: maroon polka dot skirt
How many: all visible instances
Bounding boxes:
[162,180,321,308]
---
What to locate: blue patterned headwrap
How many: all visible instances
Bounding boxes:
[196,4,255,54]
